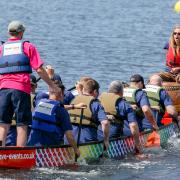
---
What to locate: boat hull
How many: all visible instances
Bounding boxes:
[0,123,176,169]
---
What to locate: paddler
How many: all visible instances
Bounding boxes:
[123,74,158,133]
[68,79,110,149]
[27,82,80,158]
[143,74,178,129]
[0,21,60,146]
[98,80,142,154]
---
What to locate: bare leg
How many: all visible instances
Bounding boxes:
[17,126,27,146]
[0,124,10,146]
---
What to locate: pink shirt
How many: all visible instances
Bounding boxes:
[0,38,44,94]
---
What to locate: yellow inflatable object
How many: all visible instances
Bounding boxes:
[174,1,180,12]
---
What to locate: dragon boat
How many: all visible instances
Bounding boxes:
[0,81,179,169]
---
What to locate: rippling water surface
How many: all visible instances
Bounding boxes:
[0,0,179,179]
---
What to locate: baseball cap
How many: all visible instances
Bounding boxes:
[8,21,25,33]
[130,74,145,88]
[30,75,37,86]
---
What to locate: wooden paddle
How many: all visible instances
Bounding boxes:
[75,108,84,162]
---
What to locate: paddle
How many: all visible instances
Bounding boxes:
[99,143,108,158]
[172,117,180,137]
[145,111,160,148]
[75,108,84,162]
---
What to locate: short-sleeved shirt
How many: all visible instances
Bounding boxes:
[142,89,173,129]
[97,98,137,139]
[135,90,151,131]
[65,100,107,144]
[0,38,44,94]
[27,100,72,146]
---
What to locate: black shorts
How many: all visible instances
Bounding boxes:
[0,89,32,126]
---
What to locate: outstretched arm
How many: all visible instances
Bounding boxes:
[65,130,80,157]
[101,120,110,149]
[129,122,142,153]
[142,105,159,130]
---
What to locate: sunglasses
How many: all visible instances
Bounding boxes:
[173,32,180,36]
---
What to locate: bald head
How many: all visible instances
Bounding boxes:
[149,74,163,86]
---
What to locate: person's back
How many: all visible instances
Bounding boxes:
[67,79,109,148]
[98,80,142,153]
[0,21,59,146]
[123,74,158,133]
[144,74,177,128]
[28,98,70,146]
[28,88,80,157]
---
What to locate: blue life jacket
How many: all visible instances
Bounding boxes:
[0,40,32,74]
[32,99,62,134]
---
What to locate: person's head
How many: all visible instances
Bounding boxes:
[30,74,37,93]
[8,21,25,38]
[130,74,145,89]
[76,76,92,95]
[83,79,100,98]
[170,25,180,48]
[148,74,163,87]
[108,80,123,96]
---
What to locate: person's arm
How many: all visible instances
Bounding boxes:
[101,120,110,149]
[65,130,80,157]
[36,66,61,93]
[129,122,142,153]
[142,105,159,130]
[65,103,87,110]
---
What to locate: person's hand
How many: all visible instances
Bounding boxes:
[75,103,87,109]
[152,124,159,131]
[171,67,180,75]
[46,65,55,79]
[107,115,115,121]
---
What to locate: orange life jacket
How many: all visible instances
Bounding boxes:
[166,46,180,68]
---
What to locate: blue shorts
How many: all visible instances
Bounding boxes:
[0,89,32,126]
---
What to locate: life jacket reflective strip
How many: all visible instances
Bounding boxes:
[68,95,98,128]
[166,46,180,68]
[99,92,125,125]
[0,40,32,74]
[123,88,144,118]
[145,85,165,113]
[32,99,62,133]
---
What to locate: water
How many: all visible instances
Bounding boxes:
[0,0,179,179]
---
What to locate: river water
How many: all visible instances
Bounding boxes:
[0,0,179,179]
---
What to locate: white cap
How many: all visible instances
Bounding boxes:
[8,21,25,33]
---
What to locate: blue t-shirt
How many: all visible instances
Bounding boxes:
[27,100,72,146]
[142,89,173,129]
[134,90,150,131]
[98,98,137,139]
[65,100,107,144]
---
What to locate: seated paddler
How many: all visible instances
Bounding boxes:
[143,74,178,129]
[123,74,158,133]
[97,80,142,153]
[27,84,80,157]
[67,79,110,149]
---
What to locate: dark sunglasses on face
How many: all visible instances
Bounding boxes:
[173,32,180,36]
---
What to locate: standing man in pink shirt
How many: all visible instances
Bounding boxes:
[0,20,60,146]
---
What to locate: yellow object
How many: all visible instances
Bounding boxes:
[174,1,180,12]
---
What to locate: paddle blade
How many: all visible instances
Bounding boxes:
[145,131,160,148]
